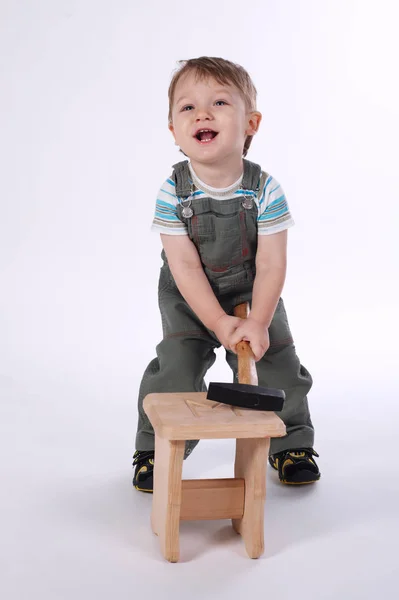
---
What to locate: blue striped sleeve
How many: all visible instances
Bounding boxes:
[257,174,295,235]
[151,178,188,235]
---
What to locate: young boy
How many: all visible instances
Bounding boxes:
[133,57,320,491]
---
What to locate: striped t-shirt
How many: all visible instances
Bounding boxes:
[151,163,294,235]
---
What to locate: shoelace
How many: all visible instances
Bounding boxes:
[286,448,319,459]
[132,450,155,469]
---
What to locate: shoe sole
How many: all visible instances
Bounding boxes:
[280,477,320,485]
[133,484,153,493]
[134,474,319,490]
[269,461,320,484]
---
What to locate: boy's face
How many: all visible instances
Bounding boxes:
[169,72,261,168]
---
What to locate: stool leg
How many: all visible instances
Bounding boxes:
[232,437,270,559]
[151,436,185,563]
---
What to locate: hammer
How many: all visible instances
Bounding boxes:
[206,302,285,411]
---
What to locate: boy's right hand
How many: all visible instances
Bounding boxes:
[212,314,242,351]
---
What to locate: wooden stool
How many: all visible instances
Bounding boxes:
[143,391,286,562]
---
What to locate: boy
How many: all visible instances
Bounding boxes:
[133,57,320,491]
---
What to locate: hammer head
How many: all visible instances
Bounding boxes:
[207,382,285,411]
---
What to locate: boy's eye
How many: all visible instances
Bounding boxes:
[215,100,227,106]
[182,105,194,112]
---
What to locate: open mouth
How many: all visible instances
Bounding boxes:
[194,129,219,143]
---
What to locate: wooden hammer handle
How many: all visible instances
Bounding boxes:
[233,302,258,386]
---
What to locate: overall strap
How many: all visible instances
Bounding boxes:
[242,159,262,192]
[172,160,192,198]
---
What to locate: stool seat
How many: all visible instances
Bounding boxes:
[143,391,286,562]
[144,391,286,440]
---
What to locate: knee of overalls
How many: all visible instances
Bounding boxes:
[155,335,217,383]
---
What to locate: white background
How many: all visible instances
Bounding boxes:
[1,1,398,598]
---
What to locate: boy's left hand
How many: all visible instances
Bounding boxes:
[229,317,270,362]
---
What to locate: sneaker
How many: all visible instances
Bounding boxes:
[269,448,320,484]
[132,450,154,493]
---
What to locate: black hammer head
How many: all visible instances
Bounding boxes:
[206,382,285,411]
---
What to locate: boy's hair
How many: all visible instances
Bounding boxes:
[168,57,258,157]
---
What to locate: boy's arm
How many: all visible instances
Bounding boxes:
[160,234,227,331]
[250,230,287,327]
[229,230,287,361]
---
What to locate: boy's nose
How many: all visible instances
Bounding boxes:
[195,108,213,121]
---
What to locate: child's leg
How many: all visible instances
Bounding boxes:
[225,297,315,454]
[135,335,217,453]
[135,270,220,453]
[255,347,314,455]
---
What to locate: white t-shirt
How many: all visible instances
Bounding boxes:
[151,163,294,235]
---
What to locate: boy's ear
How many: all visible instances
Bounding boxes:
[246,111,262,136]
[168,122,176,139]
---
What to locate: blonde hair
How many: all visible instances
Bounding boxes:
[168,57,258,157]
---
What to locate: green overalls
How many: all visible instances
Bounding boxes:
[135,159,315,456]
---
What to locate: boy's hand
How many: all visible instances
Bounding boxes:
[229,317,270,362]
[212,314,242,350]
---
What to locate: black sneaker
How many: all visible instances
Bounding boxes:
[132,450,154,493]
[269,448,320,484]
